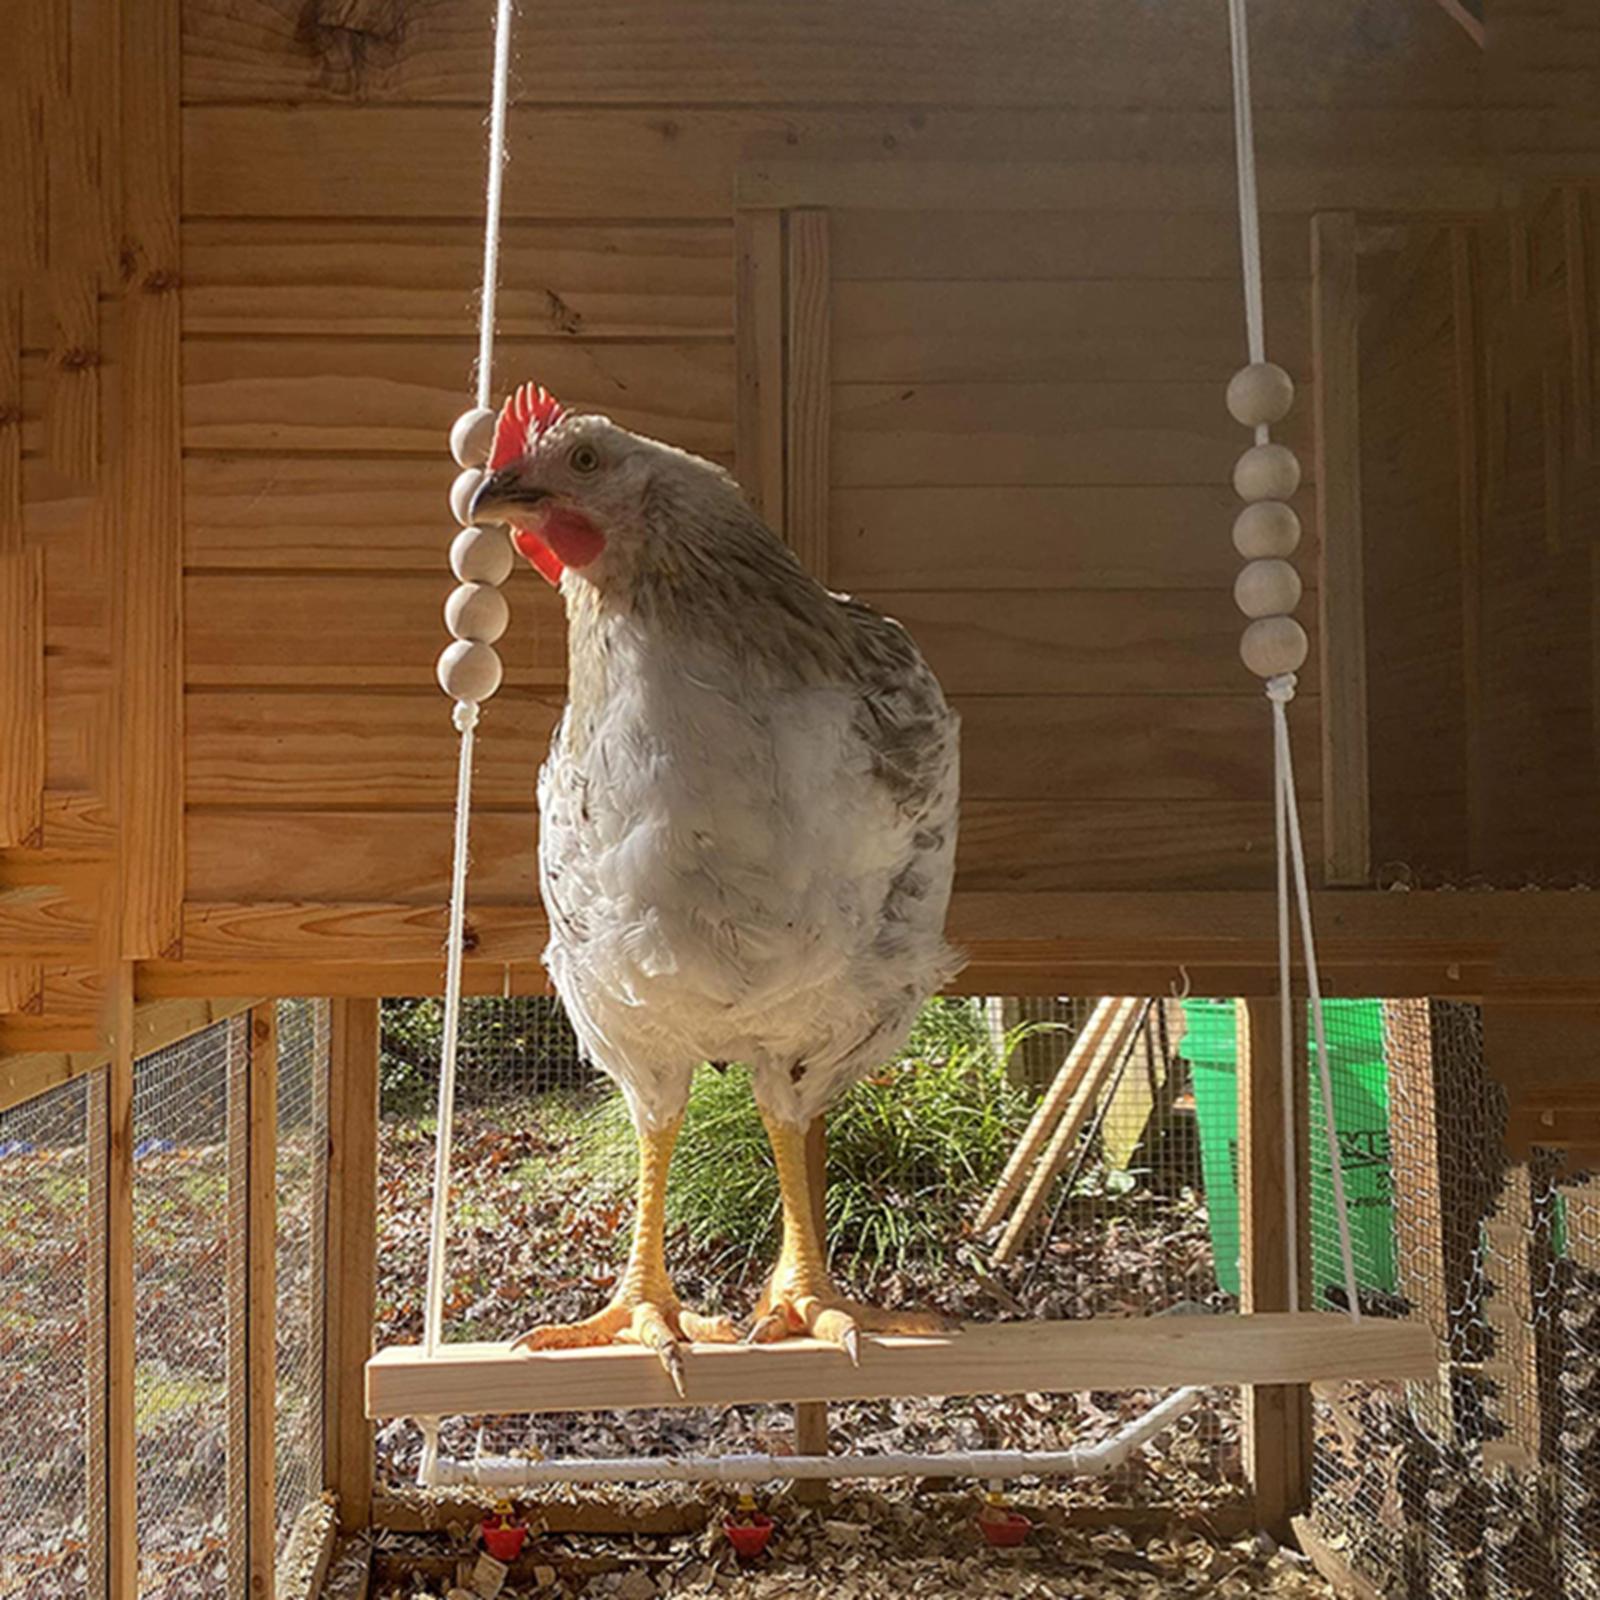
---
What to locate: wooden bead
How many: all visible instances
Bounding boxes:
[1240,615,1309,679]
[445,582,510,644]
[449,466,485,527]
[450,525,514,586]
[1232,501,1301,560]
[1226,362,1295,428]
[450,407,496,468]
[1233,443,1301,503]
[436,639,503,703]
[1234,558,1302,620]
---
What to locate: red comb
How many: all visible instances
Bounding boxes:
[488,383,566,471]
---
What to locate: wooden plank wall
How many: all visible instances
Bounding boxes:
[1,0,183,1052]
[172,0,1488,956]
[1363,181,1600,882]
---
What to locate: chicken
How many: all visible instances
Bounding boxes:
[469,384,961,1391]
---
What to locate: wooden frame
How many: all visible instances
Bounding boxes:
[1237,997,1313,1539]
[366,1314,1435,1419]
[247,1005,279,1599]
[324,998,379,1532]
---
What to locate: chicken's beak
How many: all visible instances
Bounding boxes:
[469,469,549,525]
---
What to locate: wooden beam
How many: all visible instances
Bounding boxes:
[1312,213,1370,886]
[783,209,830,579]
[0,995,259,1114]
[226,1013,250,1600]
[107,966,136,1600]
[366,1314,1437,1419]
[248,1004,278,1599]
[85,1068,109,1600]
[325,999,379,1532]
[734,208,784,529]
[1238,998,1312,1541]
[976,998,1120,1232]
[0,284,43,851]
[1292,1514,1387,1600]
[118,0,184,957]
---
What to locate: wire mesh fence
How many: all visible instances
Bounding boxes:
[274,999,331,1559]
[1306,999,1600,1600]
[133,1014,243,1600]
[373,993,1244,1509]
[0,1072,103,1600]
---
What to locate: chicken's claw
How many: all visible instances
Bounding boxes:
[510,1296,736,1399]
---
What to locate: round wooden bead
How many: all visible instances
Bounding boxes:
[450,525,515,586]
[449,467,485,527]
[1233,442,1302,504]
[445,582,510,644]
[1240,615,1309,679]
[436,639,503,703]
[1226,362,1295,428]
[1233,500,1301,560]
[1234,558,1302,620]
[450,407,496,468]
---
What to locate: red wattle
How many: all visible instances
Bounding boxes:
[512,529,566,586]
[540,508,607,570]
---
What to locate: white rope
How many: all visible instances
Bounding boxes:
[1226,0,1360,1325]
[422,0,516,1358]
[1270,683,1361,1323]
[474,0,516,411]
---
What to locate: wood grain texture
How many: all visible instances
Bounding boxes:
[832,280,1309,385]
[0,289,44,849]
[733,209,784,526]
[365,1314,1438,1419]
[107,966,136,1600]
[784,210,829,576]
[832,209,1313,284]
[184,572,566,687]
[831,381,1315,488]
[119,0,185,958]
[181,0,1481,107]
[182,106,1491,222]
[830,487,1319,591]
[183,338,733,457]
[325,998,379,1531]
[247,1005,278,1599]
[1311,212,1371,885]
[1237,999,1312,1540]
[182,220,731,338]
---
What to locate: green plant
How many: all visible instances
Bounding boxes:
[580,998,1045,1286]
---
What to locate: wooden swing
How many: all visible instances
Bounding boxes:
[365,0,1440,1443]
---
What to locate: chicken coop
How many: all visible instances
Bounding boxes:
[5,0,1600,1595]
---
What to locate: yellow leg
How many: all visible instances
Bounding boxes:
[510,1117,736,1393]
[751,1111,954,1360]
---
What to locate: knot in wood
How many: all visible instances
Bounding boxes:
[297,0,405,83]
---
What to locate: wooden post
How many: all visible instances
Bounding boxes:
[107,966,137,1600]
[793,1118,831,1503]
[783,209,830,579]
[226,1016,250,1600]
[1312,211,1371,886]
[248,1005,279,1599]
[85,1064,109,1600]
[1237,998,1312,1541]
[324,998,379,1531]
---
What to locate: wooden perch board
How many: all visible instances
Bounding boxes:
[366,1313,1437,1419]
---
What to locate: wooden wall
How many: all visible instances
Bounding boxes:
[163,0,1494,978]
[16,0,1600,1011]
[1364,182,1600,882]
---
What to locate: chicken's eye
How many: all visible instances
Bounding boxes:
[570,444,601,475]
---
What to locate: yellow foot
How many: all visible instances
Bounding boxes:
[509,1299,737,1396]
[746,1274,956,1364]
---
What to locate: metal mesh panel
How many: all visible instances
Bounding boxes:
[1308,1000,1598,1600]
[0,1073,102,1600]
[134,1016,243,1600]
[374,994,1243,1509]
[274,999,330,1556]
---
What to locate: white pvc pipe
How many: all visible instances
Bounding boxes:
[419,1385,1205,1488]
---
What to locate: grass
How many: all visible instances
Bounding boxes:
[579,998,1046,1287]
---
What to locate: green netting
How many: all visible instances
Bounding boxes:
[1181,998,1395,1302]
